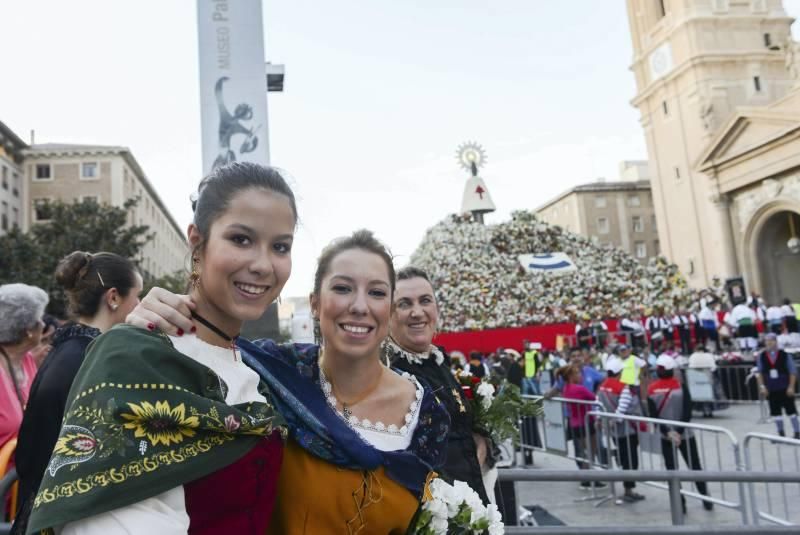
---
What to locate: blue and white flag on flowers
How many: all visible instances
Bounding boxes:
[518,253,577,275]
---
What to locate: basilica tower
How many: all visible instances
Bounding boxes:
[626,0,794,287]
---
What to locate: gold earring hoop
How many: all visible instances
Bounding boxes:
[190,257,201,288]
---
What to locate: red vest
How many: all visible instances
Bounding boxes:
[185,432,283,534]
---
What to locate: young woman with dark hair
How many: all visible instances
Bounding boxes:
[28,162,296,534]
[12,251,142,534]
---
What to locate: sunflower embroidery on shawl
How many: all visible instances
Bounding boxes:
[47,425,97,476]
[120,401,201,446]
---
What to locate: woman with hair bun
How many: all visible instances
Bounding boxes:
[12,251,142,534]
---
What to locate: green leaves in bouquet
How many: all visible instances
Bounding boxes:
[475,381,543,445]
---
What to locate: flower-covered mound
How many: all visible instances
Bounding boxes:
[410,211,726,332]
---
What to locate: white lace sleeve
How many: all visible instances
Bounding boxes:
[59,486,189,535]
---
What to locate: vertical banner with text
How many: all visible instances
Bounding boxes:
[197,0,269,175]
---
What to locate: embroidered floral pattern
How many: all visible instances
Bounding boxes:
[47,425,98,477]
[35,434,237,508]
[120,401,201,447]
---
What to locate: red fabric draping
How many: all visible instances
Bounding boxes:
[433,320,623,354]
[433,312,741,355]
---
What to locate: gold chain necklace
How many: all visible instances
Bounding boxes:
[321,361,384,419]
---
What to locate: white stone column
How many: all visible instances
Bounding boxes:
[711,193,739,279]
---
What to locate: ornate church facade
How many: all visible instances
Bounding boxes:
[626,0,800,303]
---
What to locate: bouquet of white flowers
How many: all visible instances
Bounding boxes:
[456,371,543,445]
[413,478,504,534]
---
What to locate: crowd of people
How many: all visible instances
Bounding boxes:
[446,311,800,512]
[410,210,730,332]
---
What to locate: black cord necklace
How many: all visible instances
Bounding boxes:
[191,311,238,341]
[190,311,240,360]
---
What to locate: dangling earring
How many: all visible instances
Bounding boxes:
[190,257,201,288]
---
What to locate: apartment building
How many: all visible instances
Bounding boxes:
[0,121,27,235]
[535,162,660,261]
[22,143,187,279]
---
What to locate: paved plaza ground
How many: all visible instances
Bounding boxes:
[512,403,800,528]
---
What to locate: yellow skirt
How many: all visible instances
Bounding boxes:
[268,439,421,534]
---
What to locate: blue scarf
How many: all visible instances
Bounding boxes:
[238,338,450,498]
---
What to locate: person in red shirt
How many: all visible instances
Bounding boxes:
[647,355,713,512]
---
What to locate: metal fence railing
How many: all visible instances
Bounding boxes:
[498,469,800,533]
[518,395,607,501]
[589,410,746,521]
[742,432,800,526]
[515,391,800,527]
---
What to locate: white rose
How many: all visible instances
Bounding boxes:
[424,497,449,521]
[476,382,495,399]
[431,516,449,533]
[486,503,503,526]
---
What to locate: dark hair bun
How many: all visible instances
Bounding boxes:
[55,251,92,290]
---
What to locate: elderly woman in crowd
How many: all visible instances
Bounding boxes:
[381,266,522,522]
[0,283,48,449]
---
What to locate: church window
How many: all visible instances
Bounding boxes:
[662,101,669,116]
[674,167,681,180]
[753,76,762,92]
[597,217,609,234]
[764,34,772,48]
[633,216,644,232]
[595,195,606,208]
[635,242,647,258]
[628,194,641,207]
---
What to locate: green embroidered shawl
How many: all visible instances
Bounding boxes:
[27,325,285,533]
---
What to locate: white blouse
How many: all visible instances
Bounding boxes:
[320,368,423,452]
[60,335,264,535]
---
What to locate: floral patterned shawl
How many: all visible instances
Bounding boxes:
[27,325,284,534]
[239,339,450,498]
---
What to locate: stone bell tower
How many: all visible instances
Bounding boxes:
[626,0,794,286]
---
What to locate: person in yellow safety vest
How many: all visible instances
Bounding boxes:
[615,344,648,396]
[522,340,541,395]
[783,298,799,333]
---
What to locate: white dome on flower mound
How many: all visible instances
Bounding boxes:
[410,211,723,332]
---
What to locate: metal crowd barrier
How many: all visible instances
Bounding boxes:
[518,395,606,500]
[714,363,759,403]
[742,432,800,526]
[497,469,800,532]
[589,410,746,522]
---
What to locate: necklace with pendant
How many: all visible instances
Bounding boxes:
[322,362,383,419]
[190,311,240,361]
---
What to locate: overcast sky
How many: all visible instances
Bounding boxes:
[3,1,800,298]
